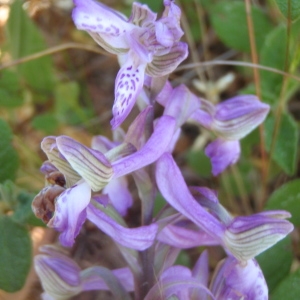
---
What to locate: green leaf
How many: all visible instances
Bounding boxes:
[0,70,23,107]
[186,150,211,178]
[264,112,298,175]
[265,179,300,226]
[260,26,287,101]
[271,268,300,300]
[0,119,19,182]
[0,216,31,292]
[139,0,163,12]
[6,1,54,95]
[210,2,273,52]
[256,236,293,292]
[31,113,59,134]
[274,0,300,21]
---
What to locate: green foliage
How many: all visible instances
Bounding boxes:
[31,112,59,134]
[0,70,23,107]
[264,112,298,175]
[6,0,54,96]
[0,216,31,292]
[260,25,287,101]
[256,236,293,292]
[186,150,211,178]
[266,179,300,226]
[139,0,162,12]
[274,0,300,21]
[210,1,273,52]
[0,119,19,182]
[271,268,300,299]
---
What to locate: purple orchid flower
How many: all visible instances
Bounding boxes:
[35,245,134,300]
[210,256,268,300]
[144,266,216,300]
[191,95,270,175]
[72,0,188,128]
[156,153,293,261]
[33,112,176,247]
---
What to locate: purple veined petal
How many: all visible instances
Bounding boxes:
[146,42,188,77]
[48,180,91,247]
[102,177,133,216]
[213,95,270,140]
[86,203,158,250]
[156,153,226,241]
[210,257,268,300]
[72,0,133,50]
[157,224,220,248]
[205,138,241,176]
[163,84,200,128]
[145,265,216,300]
[41,137,81,187]
[34,249,82,300]
[224,210,294,261]
[111,55,147,129]
[112,115,176,178]
[157,16,184,43]
[56,136,114,192]
[129,2,157,26]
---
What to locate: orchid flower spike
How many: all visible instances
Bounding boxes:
[191,95,270,175]
[72,0,188,128]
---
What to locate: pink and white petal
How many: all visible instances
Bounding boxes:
[111,58,147,129]
[146,42,188,77]
[48,181,91,247]
[103,177,133,216]
[87,204,158,250]
[129,2,157,26]
[88,32,129,54]
[72,0,133,36]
